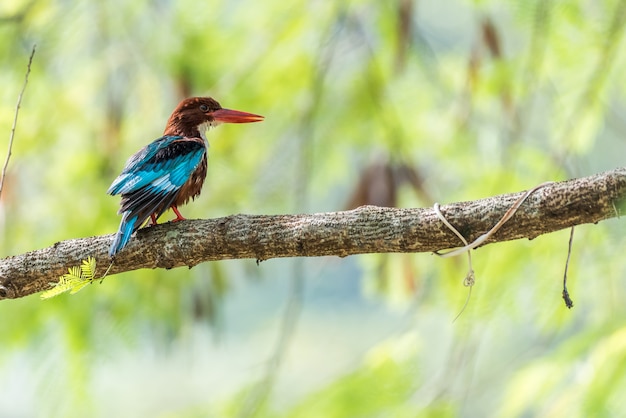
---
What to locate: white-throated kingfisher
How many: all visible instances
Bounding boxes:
[108,97,263,256]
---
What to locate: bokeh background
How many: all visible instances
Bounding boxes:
[1,0,626,417]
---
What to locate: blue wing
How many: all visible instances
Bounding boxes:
[109,135,206,256]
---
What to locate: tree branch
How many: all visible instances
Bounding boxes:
[1,167,624,300]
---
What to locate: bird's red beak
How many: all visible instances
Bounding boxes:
[211,108,264,124]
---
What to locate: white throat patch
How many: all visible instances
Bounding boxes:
[198,120,220,145]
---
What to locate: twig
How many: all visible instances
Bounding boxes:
[0,45,36,199]
[562,226,575,309]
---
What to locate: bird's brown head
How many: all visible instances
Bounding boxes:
[165,97,264,137]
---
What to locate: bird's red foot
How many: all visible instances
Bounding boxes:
[171,206,186,222]
[150,213,158,225]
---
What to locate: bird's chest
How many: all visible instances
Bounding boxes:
[175,153,208,205]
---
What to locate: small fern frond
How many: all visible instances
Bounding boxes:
[69,279,92,295]
[81,257,96,279]
[40,275,76,299]
[68,266,81,279]
[41,256,97,300]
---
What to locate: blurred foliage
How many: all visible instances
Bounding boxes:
[1,0,626,417]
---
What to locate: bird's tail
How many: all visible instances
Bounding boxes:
[109,213,139,256]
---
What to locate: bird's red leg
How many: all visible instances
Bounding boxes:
[150,213,158,225]
[171,205,186,222]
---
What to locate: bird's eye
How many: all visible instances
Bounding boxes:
[199,104,209,112]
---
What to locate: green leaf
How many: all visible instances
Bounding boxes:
[81,256,96,279]
[69,280,92,295]
[40,257,97,300]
